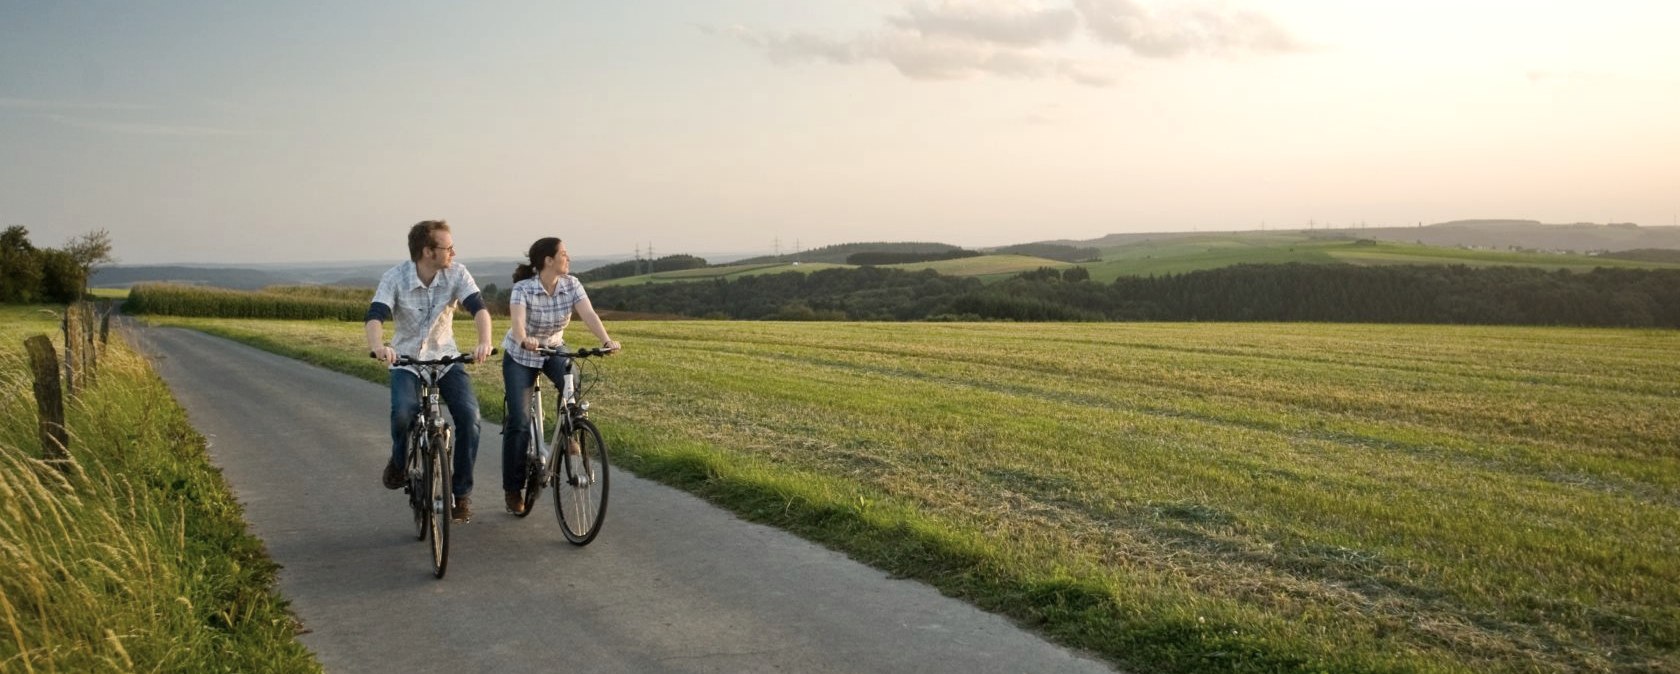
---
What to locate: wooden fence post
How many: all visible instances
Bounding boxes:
[24,335,69,462]
[61,310,76,395]
[81,301,97,385]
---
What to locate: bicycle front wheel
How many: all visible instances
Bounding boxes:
[553,418,609,545]
[408,426,427,541]
[429,428,452,579]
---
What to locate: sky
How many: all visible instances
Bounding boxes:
[2,1,1678,265]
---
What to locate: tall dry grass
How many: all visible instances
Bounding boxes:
[0,308,316,673]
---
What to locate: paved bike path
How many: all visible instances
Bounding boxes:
[133,327,1114,673]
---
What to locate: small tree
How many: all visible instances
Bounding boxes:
[1,226,44,303]
[64,229,116,294]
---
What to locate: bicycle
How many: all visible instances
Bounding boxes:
[384,352,483,578]
[513,346,613,545]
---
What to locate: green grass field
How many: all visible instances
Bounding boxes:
[145,315,1680,673]
[0,306,317,672]
[1079,234,1680,282]
[885,253,1071,280]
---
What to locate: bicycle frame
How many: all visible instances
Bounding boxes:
[527,357,584,489]
[517,346,611,544]
[407,363,455,480]
[385,351,481,578]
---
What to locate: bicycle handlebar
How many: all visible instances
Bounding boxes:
[533,346,617,359]
[372,350,498,365]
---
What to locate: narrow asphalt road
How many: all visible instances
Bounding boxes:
[132,326,1115,674]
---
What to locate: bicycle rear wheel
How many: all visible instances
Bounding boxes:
[429,428,452,578]
[517,407,543,517]
[553,417,609,545]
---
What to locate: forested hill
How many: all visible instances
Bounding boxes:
[91,266,294,290]
[588,264,1680,327]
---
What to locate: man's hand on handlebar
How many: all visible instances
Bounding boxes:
[370,345,397,366]
[602,339,622,355]
[472,343,494,365]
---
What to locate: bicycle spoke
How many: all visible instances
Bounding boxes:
[554,419,609,545]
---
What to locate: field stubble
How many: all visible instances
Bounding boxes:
[150,316,1679,673]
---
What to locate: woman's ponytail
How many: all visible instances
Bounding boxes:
[512,237,563,284]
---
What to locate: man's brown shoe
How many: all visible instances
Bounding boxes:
[381,460,404,490]
[451,495,472,523]
[505,490,526,515]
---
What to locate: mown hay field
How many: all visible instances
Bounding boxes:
[147,316,1680,673]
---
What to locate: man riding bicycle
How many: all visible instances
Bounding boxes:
[365,220,495,522]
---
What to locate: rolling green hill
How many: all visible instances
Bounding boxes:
[592,255,1069,287]
[602,234,1678,289]
[731,241,964,265]
[1075,233,1680,282]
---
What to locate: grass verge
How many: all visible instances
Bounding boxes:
[0,306,317,673]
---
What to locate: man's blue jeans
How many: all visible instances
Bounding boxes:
[501,352,568,493]
[390,364,480,498]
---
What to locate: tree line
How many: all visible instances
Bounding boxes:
[846,249,981,265]
[577,254,708,282]
[0,227,113,304]
[588,263,1680,327]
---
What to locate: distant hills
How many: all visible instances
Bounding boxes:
[91,256,612,290]
[1044,220,1680,253]
[94,221,1679,291]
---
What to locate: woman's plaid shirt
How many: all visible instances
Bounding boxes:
[501,274,589,368]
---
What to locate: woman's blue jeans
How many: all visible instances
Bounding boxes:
[390,364,480,498]
[501,352,569,493]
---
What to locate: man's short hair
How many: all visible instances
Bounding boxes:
[408,220,450,261]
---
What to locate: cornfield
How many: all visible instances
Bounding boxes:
[124,283,365,321]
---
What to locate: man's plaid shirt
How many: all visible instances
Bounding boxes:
[369,260,483,373]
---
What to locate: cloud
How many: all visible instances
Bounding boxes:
[708,0,1301,86]
[702,25,868,65]
[3,97,256,136]
[887,1,1079,46]
[0,97,153,111]
[43,114,255,137]
[876,30,1047,80]
[1073,0,1306,57]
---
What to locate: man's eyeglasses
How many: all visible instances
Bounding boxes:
[432,245,455,254]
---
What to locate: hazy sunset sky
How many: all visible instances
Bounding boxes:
[3,1,1677,265]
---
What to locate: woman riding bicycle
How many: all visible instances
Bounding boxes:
[501,237,620,515]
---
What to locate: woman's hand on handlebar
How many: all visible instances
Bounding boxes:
[370,345,397,366]
[472,343,494,364]
[602,339,621,355]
